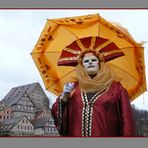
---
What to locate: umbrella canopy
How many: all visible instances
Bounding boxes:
[31,13,146,101]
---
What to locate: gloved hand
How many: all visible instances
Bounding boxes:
[63,82,75,94]
[61,82,75,101]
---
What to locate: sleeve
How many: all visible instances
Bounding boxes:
[117,82,136,136]
[51,95,69,136]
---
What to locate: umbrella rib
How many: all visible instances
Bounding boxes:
[111,64,141,84]
[59,26,80,40]
[49,19,80,40]
[119,47,134,50]
[31,51,61,54]
[71,30,83,39]
[46,69,75,90]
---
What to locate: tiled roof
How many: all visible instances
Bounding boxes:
[2,82,39,107]
[35,109,51,118]
[1,116,22,125]
[0,115,33,132]
[31,117,51,128]
[0,116,23,132]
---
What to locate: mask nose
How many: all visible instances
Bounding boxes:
[89,59,93,64]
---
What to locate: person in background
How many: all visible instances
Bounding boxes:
[51,48,136,137]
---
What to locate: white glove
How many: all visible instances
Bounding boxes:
[63,82,75,93]
[62,82,75,97]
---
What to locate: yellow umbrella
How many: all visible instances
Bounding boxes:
[31,13,146,101]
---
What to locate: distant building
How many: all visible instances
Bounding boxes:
[1,82,49,110]
[35,109,51,119]
[132,106,148,136]
[0,107,13,123]
[0,82,59,136]
[0,115,34,136]
[31,117,59,136]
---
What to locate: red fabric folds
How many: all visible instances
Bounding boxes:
[51,81,136,137]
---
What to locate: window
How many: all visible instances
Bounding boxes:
[49,128,51,132]
[18,105,20,109]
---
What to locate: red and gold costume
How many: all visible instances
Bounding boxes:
[51,63,136,137]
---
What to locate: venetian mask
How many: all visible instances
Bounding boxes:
[82,52,99,75]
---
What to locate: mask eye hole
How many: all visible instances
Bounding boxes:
[92,59,97,62]
[84,60,89,63]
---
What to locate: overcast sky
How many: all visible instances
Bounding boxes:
[0,9,148,110]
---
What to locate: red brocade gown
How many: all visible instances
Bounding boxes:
[51,81,136,137]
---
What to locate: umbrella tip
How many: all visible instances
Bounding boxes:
[139,41,147,46]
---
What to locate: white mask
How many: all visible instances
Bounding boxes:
[82,53,99,75]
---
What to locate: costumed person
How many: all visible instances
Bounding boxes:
[51,37,136,137]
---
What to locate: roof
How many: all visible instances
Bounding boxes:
[1,82,40,107]
[0,115,32,132]
[35,108,51,117]
[0,106,13,112]
[31,117,51,129]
